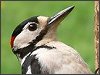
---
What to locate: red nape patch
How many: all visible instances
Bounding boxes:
[10,36,15,48]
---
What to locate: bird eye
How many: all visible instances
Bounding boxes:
[28,23,37,31]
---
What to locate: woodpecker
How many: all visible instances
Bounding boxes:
[10,6,92,74]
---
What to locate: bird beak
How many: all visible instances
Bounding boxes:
[48,6,75,26]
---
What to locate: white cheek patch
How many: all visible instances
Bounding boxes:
[13,16,48,49]
[14,28,42,49]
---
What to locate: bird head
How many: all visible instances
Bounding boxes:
[10,6,74,57]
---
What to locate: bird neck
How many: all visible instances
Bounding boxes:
[13,26,57,60]
[13,35,56,60]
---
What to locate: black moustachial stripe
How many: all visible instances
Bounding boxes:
[22,45,56,74]
[12,16,50,59]
[30,25,49,45]
[13,44,35,59]
[13,26,51,59]
[13,23,51,59]
[12,16,39,57]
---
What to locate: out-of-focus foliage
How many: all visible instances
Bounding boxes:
[1,1,95,74]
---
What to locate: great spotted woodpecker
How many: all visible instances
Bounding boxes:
[10,6,92,74]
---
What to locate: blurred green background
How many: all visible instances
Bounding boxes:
[1,1,95,74]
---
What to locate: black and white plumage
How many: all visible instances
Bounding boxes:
[10,6,92,74]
